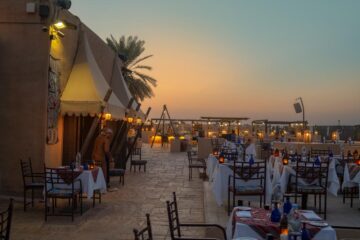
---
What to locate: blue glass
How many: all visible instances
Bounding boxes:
[315,155,321,166]
[82,163,88,170]
[301,223,311,240]
[270,203,281,223]
[283,197,292,214]
[249,154,254,165]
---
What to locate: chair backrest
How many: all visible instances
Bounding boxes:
[133,213,153,240]
[20,158,34,185]
[295,156,329,188]
[232,160,266,187]
[0,199,13,240]
[187,151,192,163]
[211,138,222,150]
[130,147,142,160]
[44,167,78,193]
[223,149,238,161]
[166,192,182,239]
[94,160,102,167]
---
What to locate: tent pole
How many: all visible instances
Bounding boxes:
[80,89,112,159]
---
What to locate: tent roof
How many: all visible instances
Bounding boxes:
[60,30,125,119]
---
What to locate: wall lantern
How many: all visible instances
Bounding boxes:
[104,113,112,121]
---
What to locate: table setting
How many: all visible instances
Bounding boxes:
[47,164,107,199]
[268,154,340,197]
[226,202,337,240]
[208,154,272,206]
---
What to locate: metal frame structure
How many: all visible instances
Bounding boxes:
[150,105,177,148]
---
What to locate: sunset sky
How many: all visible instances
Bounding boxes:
[71,1,360,125]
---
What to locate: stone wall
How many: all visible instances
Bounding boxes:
[0,0,50,194]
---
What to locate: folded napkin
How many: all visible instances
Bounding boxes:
[301,211,322,221]
[236,211,252,218]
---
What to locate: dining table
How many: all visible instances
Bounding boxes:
[268,155,340,196]
[207,155,272,206]
[226,206,337,240]
[49,166,107,199]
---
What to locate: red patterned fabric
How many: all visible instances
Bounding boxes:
[56,169,82,184]
[349,165,360,180]
[232,207,322,239]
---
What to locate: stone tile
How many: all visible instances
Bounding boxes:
[0,144,207,240]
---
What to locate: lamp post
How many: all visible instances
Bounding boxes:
[294,97,305,132]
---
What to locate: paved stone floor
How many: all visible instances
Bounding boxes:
[5,145,360,239]
[0,144,207,240]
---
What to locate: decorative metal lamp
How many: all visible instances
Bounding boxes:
[282,154,289,165]
[212,148,219,157]
[218,153,225,164]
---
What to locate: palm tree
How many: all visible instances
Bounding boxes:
[106,35,157,102]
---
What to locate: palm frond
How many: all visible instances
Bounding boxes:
[106,34,157,101]
[133,71,157,86]
[133,65,152,71]
[129,55,153,67]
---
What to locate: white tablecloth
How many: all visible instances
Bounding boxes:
[211,160,272,206]
[78,168,107,199]
[226,207,337,240]
[207,155,218,182]
[269,156,340,196]
[48,167,107,199]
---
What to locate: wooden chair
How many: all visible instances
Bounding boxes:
[166,192,226,240]
[133,213,153,240]
[0,199,13,240]
[109,168,125,186]
[44,167,83,221]
[130,147,147,172]
[91,161,105,206]
[227,160,266,215]
[187,151,206,180]
[340,157,359,208]
[20,158,44,211]
[294,157,329,219]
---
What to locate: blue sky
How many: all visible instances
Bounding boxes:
[71,1,360,125]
